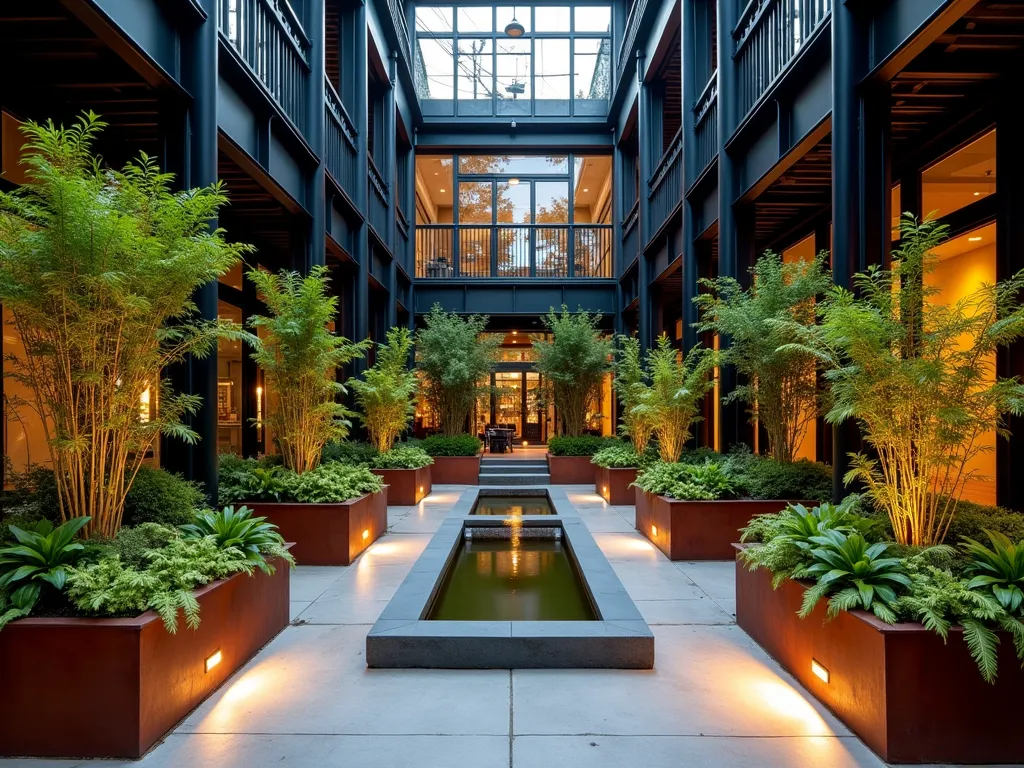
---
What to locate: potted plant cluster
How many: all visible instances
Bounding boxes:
[0,114,292,759]
[733,217,1024,764]
[533,306,613,483]
[593,335,657,503]
[351,327,432,504]
[415,305,497,483]
[227,267,387,565]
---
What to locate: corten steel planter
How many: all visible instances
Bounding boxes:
[595,465,637,505]
[547,453,596,484]
[634,490,801,560]
[248,491,386,565]
[734,550,1024,764]
[0,555,290,759]
[371,465,431,505]
[430,454,482,484]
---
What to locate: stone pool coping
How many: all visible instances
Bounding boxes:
[365,487,655,669]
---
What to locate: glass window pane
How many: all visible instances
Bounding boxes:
[458,155,569,175]
[457,38,493,101]
[535,180,569,223]
[217,301,244,456]
[921,129,995,220]
[497,6,530,34]
[496,38,531,113]
[416,6,453,33]
[415,155,454,223]
[535,6,570,31]
[459,181,493,223]
[416,38,454,99]
[497,178,531,223]
[574,6,611,31]
[572,156,612,223]
[535,38,571,105]
[457,6,492,33]
[573,38,610,101]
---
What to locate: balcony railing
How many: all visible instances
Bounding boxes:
[387,0,413,73]
[416,225,613,278]
[368,158,389,239]
[621,201,639,268]
[324,79,357,194]
[733,0,831,120]
[219,0,310,131]
[647,128,682,234]
[616,0,649,85]
[693,71,718,179]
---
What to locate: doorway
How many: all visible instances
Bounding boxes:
[476,370,546,443]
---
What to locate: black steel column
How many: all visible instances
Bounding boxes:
[612,129,626,336]
[169,0,220,497]
[385,51,399,331]
[635,50,652,351]
[353,1,370,362]
[996,99,1024,511]
[306,0,327,271]
[680,0,699,353]
[716,0,745,451]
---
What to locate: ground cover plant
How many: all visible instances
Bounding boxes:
[370,445,433,470]
[591,443,655,469]
[218,457,383,506]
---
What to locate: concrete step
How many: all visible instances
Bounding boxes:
[480,461,549,470]
[479,473,551,486]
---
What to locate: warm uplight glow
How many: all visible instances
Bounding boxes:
[439,188,446,193]
[603,486,608,494]
[651,525,658,537]
[362,529,370,540]
[811,659,830,683]
[522,440,528,447]
[583,187,589,192]
[968,236,983,242]
[512,330,518,334]
[419,486,425,493]
[205,650,223,673]
[139,387,151,423]
[974,191,981,196]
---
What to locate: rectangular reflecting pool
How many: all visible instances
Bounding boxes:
[427,536,596,621]
[470,493,554,516]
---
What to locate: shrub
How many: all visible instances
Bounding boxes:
[547,435,617,457]
[121,466,207,528]
[416,306,499,435]
[632,461,736,501]
[632,334,716,462]
[371,445,433,470]
[696,249,830,462]
[248,266,370,473]
[288,463,384,503]
[592,444,647,469]
[420,434,482,457]
[321,440,378,467]
[533,306,613,436]
[727,451,831,501]
[111,523,177,570]
[351,327,418,453]
[2,464,61,526]
[0,113,252,538]
[944,499,1024,544]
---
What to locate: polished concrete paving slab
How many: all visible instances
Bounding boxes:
[1,484,986,767]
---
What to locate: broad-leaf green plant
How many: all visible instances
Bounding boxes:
[962,530,1024,614]
[0,516,91,629]
[180,506,292,572]
[370,445,433,469]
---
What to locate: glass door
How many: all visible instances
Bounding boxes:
[524,372,542,442]
[494,371,523,437]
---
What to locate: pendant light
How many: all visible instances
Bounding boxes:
[504,6,525,37]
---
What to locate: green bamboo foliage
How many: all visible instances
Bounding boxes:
[695,249,831,463]
[613,335,655,454]
[632,334,717,463]
[351,327,418,453]
[786,215,1024,545]
[0,113,252,538]
[247,266,370,474]
[533,305,613,436]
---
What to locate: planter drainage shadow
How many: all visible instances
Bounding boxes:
[366,488,654,669]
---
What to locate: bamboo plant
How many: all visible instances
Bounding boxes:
[350,327,418,453]
[532,305,613,436]
[0,113,251,538]
[247,266,370,474]
[633,334,717,463]
[789,215,1024,545]
[695,249,831,462]
[613,334,655,454]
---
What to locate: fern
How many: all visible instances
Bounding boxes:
[962,619,1000,684]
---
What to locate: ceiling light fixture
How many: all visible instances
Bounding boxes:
[504,6,525,37]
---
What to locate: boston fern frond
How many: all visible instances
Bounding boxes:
[962,619,1000,684]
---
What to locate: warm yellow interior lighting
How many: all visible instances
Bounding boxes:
[362,529,370,540]
[205,650,223,673]
[651,525,658,537]
[811,659,830,683]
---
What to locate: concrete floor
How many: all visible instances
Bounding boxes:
[3,487,992,767]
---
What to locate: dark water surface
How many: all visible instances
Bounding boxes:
[471,495,555,516]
